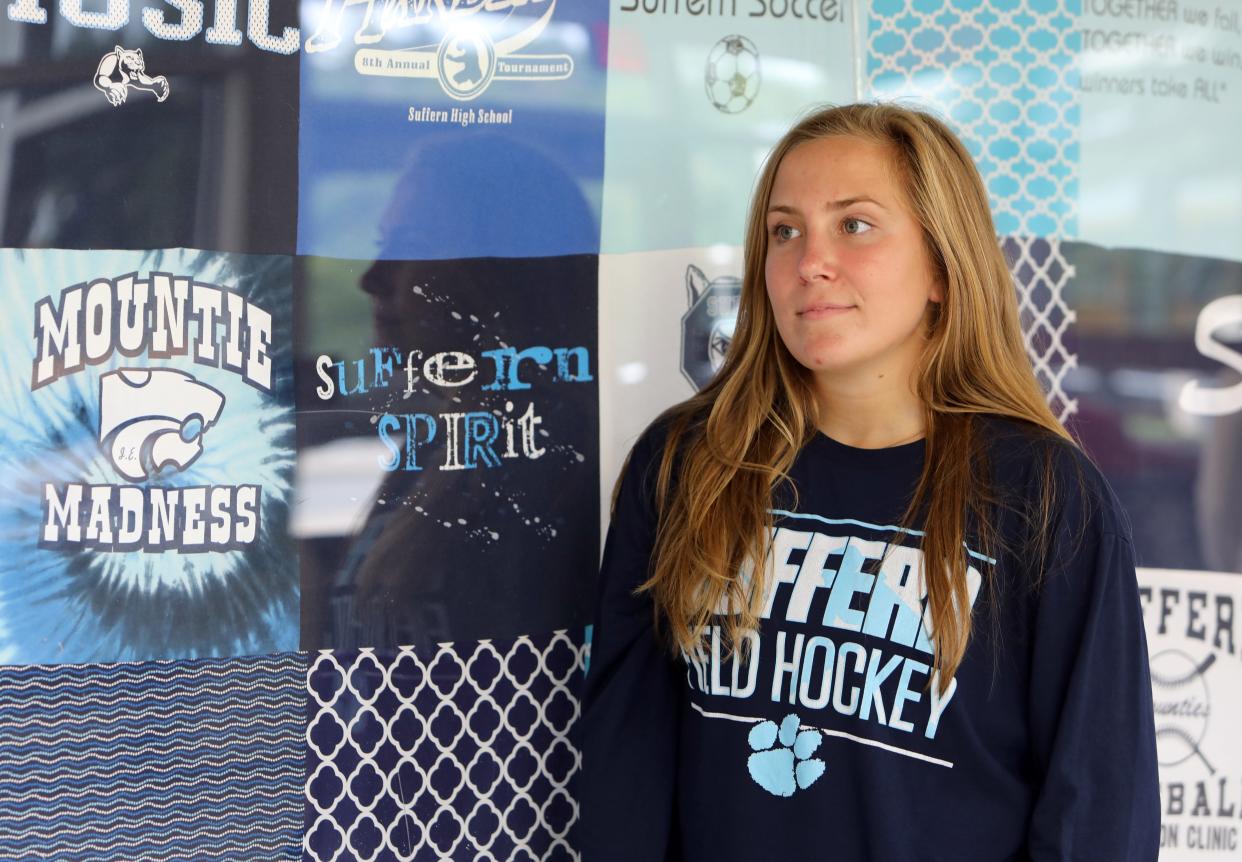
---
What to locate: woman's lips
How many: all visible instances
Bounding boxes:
[798,304,855,319]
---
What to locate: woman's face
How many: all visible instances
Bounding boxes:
[764,135,942,389]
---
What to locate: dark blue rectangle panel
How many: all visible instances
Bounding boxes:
[0,2,300,255]
[297,0,608,261]
[295,253,599,651]
[0,653,304,861]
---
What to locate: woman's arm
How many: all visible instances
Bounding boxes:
[575,427,683,861]
[1025,469,1161,861]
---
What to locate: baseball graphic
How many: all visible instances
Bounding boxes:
[1149,649,1215,773]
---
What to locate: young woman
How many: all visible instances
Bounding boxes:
[577,103,1160,861]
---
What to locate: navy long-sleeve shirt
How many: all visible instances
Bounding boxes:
[577,414,1159,861]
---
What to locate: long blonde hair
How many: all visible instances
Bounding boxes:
[628,101,1079,693]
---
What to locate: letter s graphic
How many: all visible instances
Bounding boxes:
[1179,295,1242,416]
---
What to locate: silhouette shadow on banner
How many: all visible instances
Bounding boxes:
[295,133,600,652]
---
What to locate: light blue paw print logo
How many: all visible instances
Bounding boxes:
[746,713,825,797]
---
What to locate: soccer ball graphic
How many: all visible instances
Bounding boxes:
[705,35,761,114]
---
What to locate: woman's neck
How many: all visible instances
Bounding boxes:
[813,371,926,450]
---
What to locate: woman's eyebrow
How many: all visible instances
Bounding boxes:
[767,197,887,215]
[825,196,886,210]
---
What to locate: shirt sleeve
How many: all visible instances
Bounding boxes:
[1025,481,1161,861]
[574,427,683,862]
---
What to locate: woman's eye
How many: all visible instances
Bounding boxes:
[772,224,801,242]
[843,217,873,235]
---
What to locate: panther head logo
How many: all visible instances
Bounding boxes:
[117,46,145,74]
[98,369,225,482]
[93,46,171,107]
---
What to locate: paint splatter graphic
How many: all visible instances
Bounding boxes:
[296,255,599,652]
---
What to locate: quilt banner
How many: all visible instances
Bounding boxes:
[0,0,300,254]
[0,248,298,664]
[294,254,599,652]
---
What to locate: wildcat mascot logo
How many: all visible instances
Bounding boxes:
[681,264,740,391]
[99,369,225,482]
[306,0,572,100]
[33,271,273,552]
[93,46,170,106]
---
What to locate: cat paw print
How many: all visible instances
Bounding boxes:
[746,713,825,797]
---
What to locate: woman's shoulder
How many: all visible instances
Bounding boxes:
[627,401,708,471]
[612,402,706,512]
[975,413,1133,543]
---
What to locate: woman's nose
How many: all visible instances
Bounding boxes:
[796,233,836,283]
